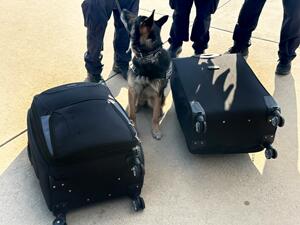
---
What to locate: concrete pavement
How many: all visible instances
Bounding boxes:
[0,0,300,224]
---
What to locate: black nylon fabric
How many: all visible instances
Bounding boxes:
[34,82,110,115]
[171,54,278,153]
[29,82,137,162]
[28,116,144,214]
[27,82,144,216]
[49,99,134,160]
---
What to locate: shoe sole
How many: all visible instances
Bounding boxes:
[275,71,291,76]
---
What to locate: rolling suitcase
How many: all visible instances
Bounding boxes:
[27,82,145,225]
[171,54,284,158]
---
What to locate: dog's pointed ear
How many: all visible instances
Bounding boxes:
[142,10,155,28]
[155,15,169,28]
[121,9,136,31]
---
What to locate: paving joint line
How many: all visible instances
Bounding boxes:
[0,129,27,149]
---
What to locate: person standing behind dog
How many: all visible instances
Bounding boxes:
[227,0,300,76]
[81,0,139,82]
[168,0,220,58]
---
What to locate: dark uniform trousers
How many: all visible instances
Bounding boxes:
[168,0,220,52]
[81,0,139,75]
[233,0,300,63]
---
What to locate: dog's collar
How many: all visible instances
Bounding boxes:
[135,45,162,59]
[130,63,171,80]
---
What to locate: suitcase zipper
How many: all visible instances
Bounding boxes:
[108,97,140,145]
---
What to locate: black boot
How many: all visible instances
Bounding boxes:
[112,63,129,79]
[168,44,182,58]
[85,73,104,83]
[227,44,249,57]
[275,61,291,76]
[194,49,205,56]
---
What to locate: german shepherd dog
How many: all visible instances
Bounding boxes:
[121,10,171,140]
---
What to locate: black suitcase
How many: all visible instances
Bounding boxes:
[27,82,145,225]
[171,54,284,158]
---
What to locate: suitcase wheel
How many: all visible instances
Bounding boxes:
[53,214,67,225]
[132,196,145,212]
[269,110,285,127]
[278,116,285,127]
[53,218,67,225]
[265,147,278,160]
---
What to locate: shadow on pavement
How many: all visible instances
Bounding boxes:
[264,74,299,175]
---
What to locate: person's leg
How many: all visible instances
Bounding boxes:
[112,0,139,78]
[82,0,114,82]
[228,0,266,56]
[168,0,193,57]
[191,0,220,54]
[276,0,300,75]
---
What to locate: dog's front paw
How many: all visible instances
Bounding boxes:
[130,120,137,128]
[135,105,141,113]
[151,129,163,140]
